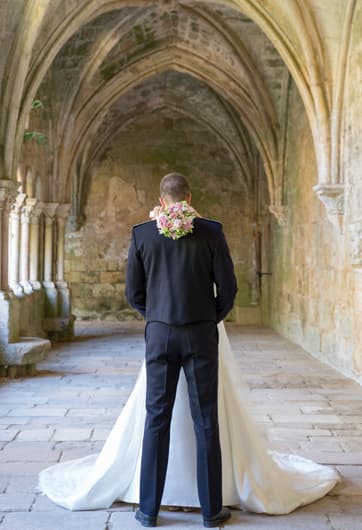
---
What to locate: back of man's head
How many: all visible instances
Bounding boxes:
[160,173,190,203]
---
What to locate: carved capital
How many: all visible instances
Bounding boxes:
[313,184,344,232]
[21,197,38,222]
[350,220,362,268]
[268,204,288,226]
[56,203,71,219]
[43,201,59,219]
[30,200,45,223]
[10,192,27,220]
[0,179,17,210]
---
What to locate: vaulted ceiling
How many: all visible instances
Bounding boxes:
[1,0,353,226]
[24,1,290,218]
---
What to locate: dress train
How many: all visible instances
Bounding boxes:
[38,322,339,512]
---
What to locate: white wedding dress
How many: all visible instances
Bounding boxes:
[38,322,340,513]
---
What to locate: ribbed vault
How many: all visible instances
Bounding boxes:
[14,0,292,226]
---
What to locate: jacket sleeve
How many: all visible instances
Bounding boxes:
[213,226,238,323]
[125,228,146,318]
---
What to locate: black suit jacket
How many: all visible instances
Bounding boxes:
[125,217,237,325]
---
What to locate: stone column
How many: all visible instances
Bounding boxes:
[44,215,54,284]
[42,203,59,319]
[19,198,36,294]
[0,182,50,377]
[0,179,16,294]
[29,201,43,290]
[8,192,26,296]
[54,203,74,340]
[56,205,70,284]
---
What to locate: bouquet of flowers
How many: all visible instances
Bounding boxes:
[149,200,197,240]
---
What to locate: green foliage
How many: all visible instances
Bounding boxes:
[23,131,46,145]
[30,99,44,110]
[23,100,47,145]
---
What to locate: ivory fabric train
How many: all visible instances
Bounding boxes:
[38,322,340,513]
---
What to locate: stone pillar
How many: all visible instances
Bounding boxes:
[0,180,50,377]
[56,210,68,283]
[42,203,59,319]
[42,202,74,340]
[44,215,54,283]
[0,179,16,294]
[8,192,26,296]
[54,203,74,341]
[29,201,43,290]
[19,199,36,294]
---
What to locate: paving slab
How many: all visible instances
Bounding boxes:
[0,493,34,511]
[328,514,362,530]
[0,511,109,530]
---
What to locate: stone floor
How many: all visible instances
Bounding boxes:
[0,321,362,530]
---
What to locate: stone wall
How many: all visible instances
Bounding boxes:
[64,110,261,323]
[268,83,361,382]
[343,2,362,376]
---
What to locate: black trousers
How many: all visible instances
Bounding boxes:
[139,321,222,518]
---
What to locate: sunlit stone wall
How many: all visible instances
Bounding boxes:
[268,84,361,381]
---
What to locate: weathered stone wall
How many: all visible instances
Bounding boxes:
[65,110,261,323]
[343,2,362,376]
[268,82,360,381]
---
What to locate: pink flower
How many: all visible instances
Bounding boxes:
[154,200,196,240]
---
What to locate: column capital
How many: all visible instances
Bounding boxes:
[0,179,17,210]
[10,191,27,216]
[10,191,26,216]
[30,200,45,222]
[21,197,38,222]
[56,203,71,220]
[43,202,59,219]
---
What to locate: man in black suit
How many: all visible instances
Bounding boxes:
[126,173,237,528]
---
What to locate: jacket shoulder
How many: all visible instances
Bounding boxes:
[132,220,156,232]
[194,217,222,230]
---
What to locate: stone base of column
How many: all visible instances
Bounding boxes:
[43,314,75,341]
[30,280,42,290]
[0,294,50,375]
[17,289,47,339]
[20,280,33,295]
[43,281,58,317]
[8,282,24,297]
[43,281,75,341]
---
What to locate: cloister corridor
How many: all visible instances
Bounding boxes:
[1,0,362,528]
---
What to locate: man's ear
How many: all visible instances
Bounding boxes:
[187,193,192,204]
[159,196,166,208]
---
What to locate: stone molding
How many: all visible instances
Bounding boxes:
[268,204,288,226]
[313,184,345,233]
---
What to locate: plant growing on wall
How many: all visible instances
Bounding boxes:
[23,99,47,145]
